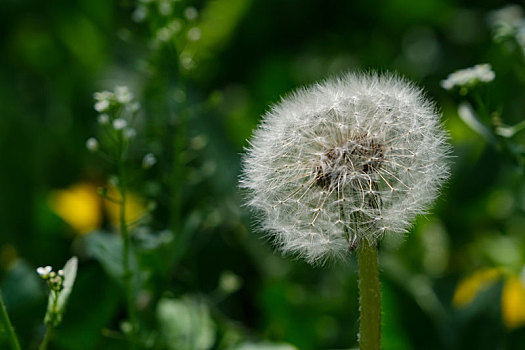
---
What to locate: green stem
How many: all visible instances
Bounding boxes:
[118,136,138,350]
[39,325,53,350]
[0,290,21,350]
[358,240,381,350]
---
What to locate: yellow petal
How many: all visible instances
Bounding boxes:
[104,186,146,228]
[453,268,502,307]
[48,183,102,234]
[502,276,525,329]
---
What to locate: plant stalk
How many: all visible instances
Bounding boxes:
[118,137,138,350]
[0,290,21,350]
[39,326,53,350]
[358,240,381,350]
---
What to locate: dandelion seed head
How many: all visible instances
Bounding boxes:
[240,72,450,265]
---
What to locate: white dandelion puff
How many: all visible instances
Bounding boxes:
[240,72,450,265]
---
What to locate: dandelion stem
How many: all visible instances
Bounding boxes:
[0,290,21,350]
[358,240,381,350]
[118,136,138,349]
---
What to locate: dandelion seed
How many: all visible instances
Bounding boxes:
[240,72,450,264]
[86,137,99,152]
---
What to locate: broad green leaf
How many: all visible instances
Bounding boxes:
[83,231,127,282]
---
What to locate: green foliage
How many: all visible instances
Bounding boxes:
[1,0,525,349]
[157,296,216,350]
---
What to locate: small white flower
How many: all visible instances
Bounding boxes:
[184,6,198,20]
[132,5,148,22]
[168,19,183,34]
[37,266,53,277]
[488,5,524,40]
[142,153,157,169]
[113,118,128,130]
[158,0,172,16]
[97,114,109,125]
[441,64,495,91]
[218,271,242,294]
[187,27,201,41]
[94,100,110,112]
[86,137,99,152]
[241,73,450,264]
[94,91,114,101]
[115,86,133,104]
[124,128,137,140]
[156,27,173,42]
[125,101,141,113]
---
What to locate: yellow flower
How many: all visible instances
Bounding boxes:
[49,183,102,234]
[453,267,525,330]
[103,186,146,228]
[452,268,503,307]
[48,182,147,234]
[501,276,525,329]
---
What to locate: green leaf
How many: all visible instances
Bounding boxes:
[157,296,216,350]
[83,231,127,282]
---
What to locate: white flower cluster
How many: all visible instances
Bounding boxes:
[87,85,140,152]
[37,265,65,292]
[241,73,450,264]
[93,86,138,113]
[440,64,495,91]
[488,5,525,44]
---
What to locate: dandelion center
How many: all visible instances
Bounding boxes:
[314,135,385,190]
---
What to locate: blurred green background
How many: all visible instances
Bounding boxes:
[1,0,525,349]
